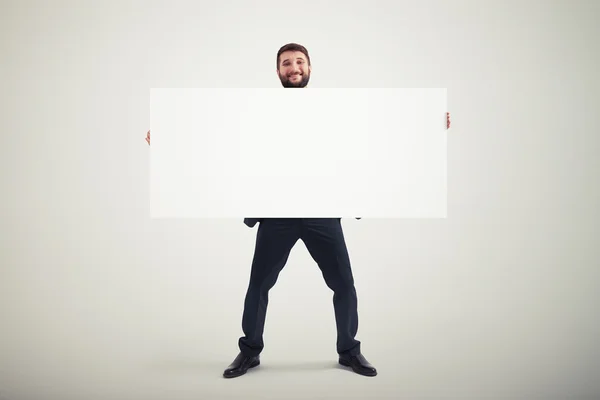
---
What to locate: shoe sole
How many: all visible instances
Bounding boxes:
[338,358,377,377]
[223,359,260,378]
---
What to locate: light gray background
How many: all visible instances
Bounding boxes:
[1,1,598,400]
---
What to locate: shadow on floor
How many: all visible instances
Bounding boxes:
[148,357,345,375]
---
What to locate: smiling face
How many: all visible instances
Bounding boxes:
[277,50,311,88]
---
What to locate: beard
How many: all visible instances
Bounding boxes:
[280,72,310,88]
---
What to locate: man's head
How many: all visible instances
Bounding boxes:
[276,43,311,88]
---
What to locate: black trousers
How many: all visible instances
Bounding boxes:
[238,218,361,357]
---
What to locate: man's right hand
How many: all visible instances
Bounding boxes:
[145,130,150,145]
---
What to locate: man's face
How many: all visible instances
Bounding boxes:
[277,50,311,88]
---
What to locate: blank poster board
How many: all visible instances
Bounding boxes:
[149,88,447,218]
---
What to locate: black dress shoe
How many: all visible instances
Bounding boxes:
[339,353,377,377]
[223,352,260,378]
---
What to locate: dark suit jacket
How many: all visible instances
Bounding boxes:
[243,217,361,227]
[243,218,261,227]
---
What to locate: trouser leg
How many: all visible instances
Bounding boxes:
[238,218,301,356]
[301,218,361,356]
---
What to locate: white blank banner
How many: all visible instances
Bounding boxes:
[149,88,447,218]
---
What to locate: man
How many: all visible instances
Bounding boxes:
[146,43,451,378]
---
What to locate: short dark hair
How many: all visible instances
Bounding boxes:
[276,43,311,70]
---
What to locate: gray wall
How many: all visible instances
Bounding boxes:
[1,0,598,399]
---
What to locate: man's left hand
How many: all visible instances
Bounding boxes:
[447,112,451,129]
